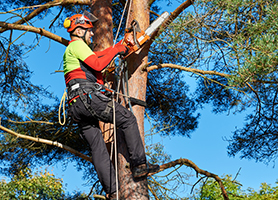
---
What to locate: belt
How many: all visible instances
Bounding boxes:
[67,80,103,104]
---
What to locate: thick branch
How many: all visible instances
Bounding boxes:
[146,63,230,78]
[146,63,278,85]
[0,125,92,163]
[150,158,229,200]
[0,21,69,46]
[149,0,194,44]
[0,0,91,34]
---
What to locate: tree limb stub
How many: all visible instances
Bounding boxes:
[149,158,229,200]
[0,125,92,163]
[0,0,91,34]
[0,21,69,46]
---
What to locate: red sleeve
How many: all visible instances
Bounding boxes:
[94,46,113,57]
[84,47,119,72]
[94,40,123,57]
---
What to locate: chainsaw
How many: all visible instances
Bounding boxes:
[104,11,169,73]
[122,11,170,58]
[103,12,170,107]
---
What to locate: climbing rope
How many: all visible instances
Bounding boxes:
[58,89,67,126]
[114,0,129,46]
[111,92,119,200]
[110,1,133,199]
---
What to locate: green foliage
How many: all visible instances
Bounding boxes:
[195,175,243,200]
[147,11,200,137]
[193,175,278,200]
[0,167,92,199]
[1,105,76,173]
[0,167,64,199]
[246,182,278,200]
[0,40,53,113]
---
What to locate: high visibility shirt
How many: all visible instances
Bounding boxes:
[63,40,120,85]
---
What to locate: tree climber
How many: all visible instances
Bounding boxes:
[63,12,159,199]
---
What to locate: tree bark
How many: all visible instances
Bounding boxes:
[117,0,150,199]
[91,0,113,50]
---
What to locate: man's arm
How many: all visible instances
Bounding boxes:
[77,41,127,72]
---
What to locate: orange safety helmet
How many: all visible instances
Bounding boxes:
[64,11,98,33]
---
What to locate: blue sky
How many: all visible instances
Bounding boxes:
[1,0,277,197]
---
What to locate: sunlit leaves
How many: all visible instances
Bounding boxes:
[193,174,278,200]
[0,167,64,199]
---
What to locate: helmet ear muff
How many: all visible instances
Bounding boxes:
[63,17,71,29]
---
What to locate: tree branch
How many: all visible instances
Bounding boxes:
[0,0,91,34]
[0,125,92,163]
[0,21,69,46]
[149,0,194,44]
[150,158,229,200]
[146,63,230,78]
[7,118,54,125]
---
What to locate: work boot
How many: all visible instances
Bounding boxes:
[132,163,160,178]
[106,192,117,200]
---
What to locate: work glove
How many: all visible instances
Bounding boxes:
[115,44,129,56]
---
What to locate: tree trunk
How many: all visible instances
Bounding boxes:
[92,0,150,199]
[91,0,113,50]
[118,0,150,199]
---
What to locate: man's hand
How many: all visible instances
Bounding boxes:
[115,44,129,56]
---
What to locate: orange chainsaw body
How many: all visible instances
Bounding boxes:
[122,30,150,58]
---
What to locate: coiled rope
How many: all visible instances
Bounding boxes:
[58,89,67,126]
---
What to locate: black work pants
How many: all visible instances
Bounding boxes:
[69,91,146,194]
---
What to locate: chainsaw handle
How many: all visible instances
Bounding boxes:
[133,27,140,48]
[126,19,141,33]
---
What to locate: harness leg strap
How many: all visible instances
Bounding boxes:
[78,88,98,118]
[78,87,113,123]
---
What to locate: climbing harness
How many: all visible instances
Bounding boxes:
[67,80,114,122]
